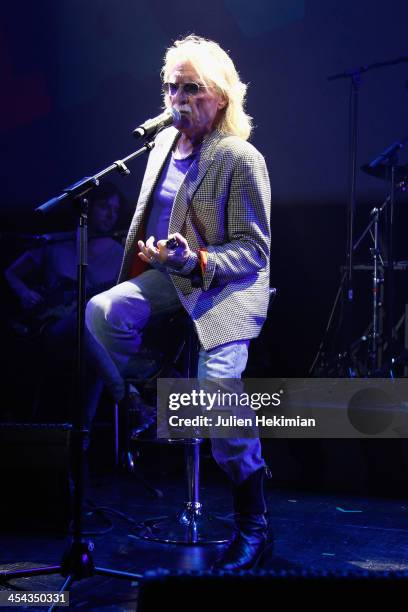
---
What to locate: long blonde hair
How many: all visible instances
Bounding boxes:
[161,35,253,141]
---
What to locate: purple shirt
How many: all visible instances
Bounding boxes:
[145,150,197,242]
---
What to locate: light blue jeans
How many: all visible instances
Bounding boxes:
[86,269,265,483]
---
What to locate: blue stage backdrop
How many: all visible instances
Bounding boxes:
[2,0,408,222]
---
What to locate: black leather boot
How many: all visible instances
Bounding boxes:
[213,467,273,571]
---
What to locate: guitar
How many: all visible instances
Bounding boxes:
[10,279,114,339]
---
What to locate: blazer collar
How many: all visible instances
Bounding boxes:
[195,127,224,162]
[160,125,225,162]
[168,129,225,234]
[157,126,224,162]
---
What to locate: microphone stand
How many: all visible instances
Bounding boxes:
[326,65,362,370]
[1,140,156,607]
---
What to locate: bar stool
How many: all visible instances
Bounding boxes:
[133,317,232,544]
[135,437,232,544]
[121,289,277,544]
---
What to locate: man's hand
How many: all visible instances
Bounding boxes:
[138,233,191,269]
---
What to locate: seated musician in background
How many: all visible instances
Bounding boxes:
[4,182,125,429]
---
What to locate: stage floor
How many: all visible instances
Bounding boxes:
[0,466,407,609]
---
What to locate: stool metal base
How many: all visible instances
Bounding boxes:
[134,502,232,545]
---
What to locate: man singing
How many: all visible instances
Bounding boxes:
[86,35,271,569]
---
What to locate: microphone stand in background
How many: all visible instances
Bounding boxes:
[0,137,157,607]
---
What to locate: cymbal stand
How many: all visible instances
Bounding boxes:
[384,160,397,373]
[351,169,408,375]
[363,206,384,374]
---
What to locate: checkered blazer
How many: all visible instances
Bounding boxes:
[118,126,271,351]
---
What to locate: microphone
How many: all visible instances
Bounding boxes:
[165,237,180,251]
[132,108,180,140]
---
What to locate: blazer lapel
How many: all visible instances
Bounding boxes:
[169,129,224,234]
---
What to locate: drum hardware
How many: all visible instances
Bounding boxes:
[321,56,408,378]
[310,151,408,377]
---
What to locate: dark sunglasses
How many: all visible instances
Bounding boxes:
[162,82,205,97]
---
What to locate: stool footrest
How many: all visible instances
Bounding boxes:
[134,506,232,545]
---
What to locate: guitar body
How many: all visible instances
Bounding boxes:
[10,279,112,339]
